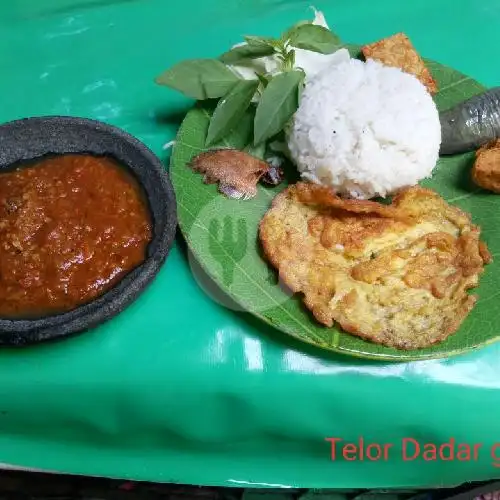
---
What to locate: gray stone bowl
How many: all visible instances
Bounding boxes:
[0,116,177,346]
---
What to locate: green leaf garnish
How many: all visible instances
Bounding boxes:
[280,20,312,43]
[253,69,304,145]
[155,18,342,147]
[155,59,240,100]
[205,79,259,146]
[220,43,276,64]
[288,24,341,54]
[256,73,271,89]
[245,35,281,50]
[282,49,296,71]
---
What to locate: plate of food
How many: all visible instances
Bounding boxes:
[160,10,499,360]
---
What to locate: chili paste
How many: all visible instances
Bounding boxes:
[0,154,152,318]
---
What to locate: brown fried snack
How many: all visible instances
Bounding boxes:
[189,149,282,200]
[472,139,500,193]
[259,183,491,350]
[362,32,438,95]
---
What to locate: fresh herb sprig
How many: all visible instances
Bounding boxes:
[155,20,342,147]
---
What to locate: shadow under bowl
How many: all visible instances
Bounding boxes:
[0,116,177,346]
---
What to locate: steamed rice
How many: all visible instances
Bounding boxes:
[287,58,442,199]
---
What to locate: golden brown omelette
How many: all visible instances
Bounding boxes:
[259,183,491,350]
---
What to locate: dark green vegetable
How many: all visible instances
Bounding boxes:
[155,59,239,100]
[205,79,259,146]
[219,43,275,64]
[440,87,500,154]
[155,21,342,148]
[287,23,341,54]
[253,69,305,145]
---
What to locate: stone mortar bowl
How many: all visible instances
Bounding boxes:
[0,116,177,346]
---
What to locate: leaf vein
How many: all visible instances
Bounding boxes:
[446,188,482,203]
[437,76,471,94]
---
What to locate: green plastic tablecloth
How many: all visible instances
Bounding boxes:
[1,0,500,489]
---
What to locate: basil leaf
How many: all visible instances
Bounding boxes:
[288,24,341,54]
[256,73,270,89]
[220,43,275,64]
[155,59,240,100]
[245,35,280,50]
[282,49,296,71]
[281,20,312,43]
[254,70,304,145]
[206,79,259,146]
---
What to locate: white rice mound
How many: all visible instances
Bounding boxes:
[287,58,442,199]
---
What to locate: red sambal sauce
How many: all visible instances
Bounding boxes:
[0,154,152,318]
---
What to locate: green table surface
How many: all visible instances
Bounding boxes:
[1,0,500,489]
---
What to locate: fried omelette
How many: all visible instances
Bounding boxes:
[259,183,491,349]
